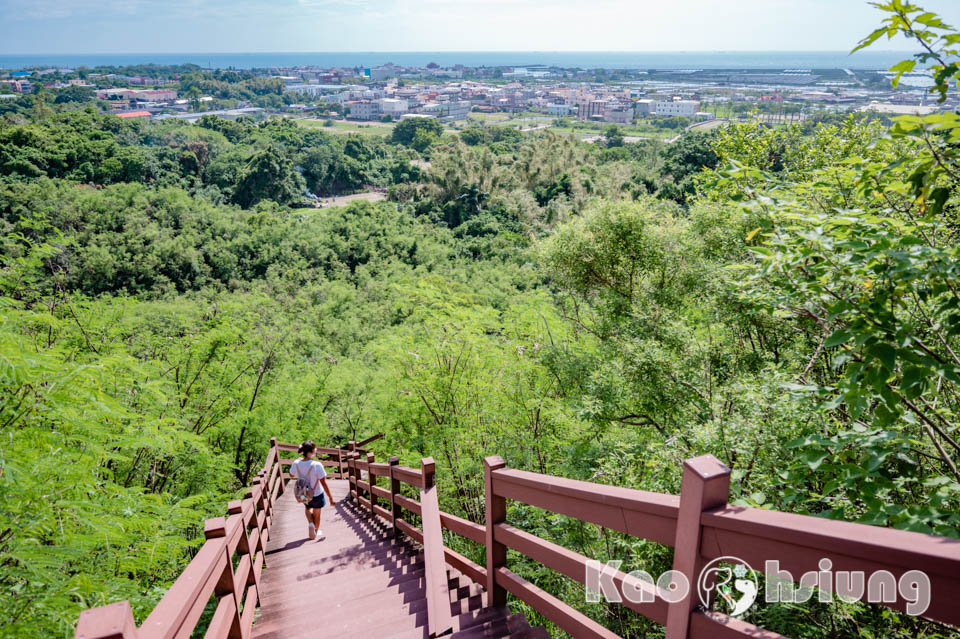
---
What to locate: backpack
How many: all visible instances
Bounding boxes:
[293,461,315,504]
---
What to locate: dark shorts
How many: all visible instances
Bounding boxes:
[306,493,326,509]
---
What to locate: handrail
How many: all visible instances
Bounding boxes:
[356,432,385,447]
[78,438,960,639]
[276,440,356,479]
[483,454,960,639]
[75,437,286,639]
[346,449,487,633]
[418,457,454,636]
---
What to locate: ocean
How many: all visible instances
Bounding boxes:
[0,50,911,71]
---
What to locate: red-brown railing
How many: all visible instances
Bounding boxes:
[77,438,960,639]
[481,454,960,639]
[274,432,384,480]
[343,444,457,637]
[75,437,287,639]
[345,447,960,639]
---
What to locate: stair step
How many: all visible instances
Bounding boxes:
[449,590,487,616]
[449,613,530,639]
[452,605,511,633]
[258,565,426,608]
[379,626,430,639]
[507,627,550,639]
[250,480,539,639]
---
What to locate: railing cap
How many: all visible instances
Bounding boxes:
[75,601,137,639]
[204,517,227,539]
[683,454,729,480]
[484,455,507,471]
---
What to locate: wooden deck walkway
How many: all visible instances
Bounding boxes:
[250,479,547,639]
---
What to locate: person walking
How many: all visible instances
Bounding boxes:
[290,441,336,540]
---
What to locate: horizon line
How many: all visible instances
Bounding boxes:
[0,49,913,56]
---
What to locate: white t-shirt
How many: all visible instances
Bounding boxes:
[290,459,327,492]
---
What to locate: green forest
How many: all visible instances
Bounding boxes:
[3,4,960,638]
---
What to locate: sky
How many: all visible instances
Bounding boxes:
[3,0,960,54]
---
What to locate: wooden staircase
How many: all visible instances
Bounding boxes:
[75,436,960,639]
[249,479,546,639]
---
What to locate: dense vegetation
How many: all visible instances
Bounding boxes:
[3,5,960,638]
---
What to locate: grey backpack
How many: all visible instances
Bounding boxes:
[293,462,315,504]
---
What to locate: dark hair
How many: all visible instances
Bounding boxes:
[298,441,316,455]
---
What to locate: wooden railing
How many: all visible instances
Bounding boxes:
[482,454,960,639]
[344,445,459,637]
[274,432,384,480]
[75,437,287,639]
[346,447,960,639]
[77,437,960,639]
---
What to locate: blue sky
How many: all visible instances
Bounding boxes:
[3,0,960,54]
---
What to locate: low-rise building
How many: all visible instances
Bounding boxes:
[634,99,655,116]
[153,107,264,123]
[422,100,470,121]
[370,66,399,81]
[653,100,699,116]
[578,99,606,121]
[604,106,633,124]
[3,79,32,93]
[546,103,575,116]
[347,100,381,120]
[378,98,409,117]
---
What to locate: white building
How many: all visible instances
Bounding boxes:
[423,100,471,122]
[378,98,409,117]
[604,106,633,125]
[286,85,328,98]
[546,103,576,116]
[347,100,381,120]
[653,100,699,117]
[634,99,655,116]
[370,66,398,81]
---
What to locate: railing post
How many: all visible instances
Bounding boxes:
[483,455,508,608]
[348,441,357,501]
[420,457,453,637]
[367,452,377,514]
[351,453,361,503]
[205,517,243,639]
[75,601,138,639]
[269,437,283,495]
[252,476,266,522]
[257,469,271,520]
[664,455,731,639]
[388,456,401,538]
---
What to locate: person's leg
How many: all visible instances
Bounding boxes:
[304,505,312,522]
[312,506,322,530]
[305,505,316,539]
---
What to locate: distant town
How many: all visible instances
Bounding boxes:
[1,60,954,140]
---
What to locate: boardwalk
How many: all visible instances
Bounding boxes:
[250,479,546,639]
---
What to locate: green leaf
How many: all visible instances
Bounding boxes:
[802,449,830,471]
[825,328,853,348]
[852,27,890,53]
[868,343,897,372]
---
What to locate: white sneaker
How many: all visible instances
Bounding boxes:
[315,529,323,540]
[308,523,316,540]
